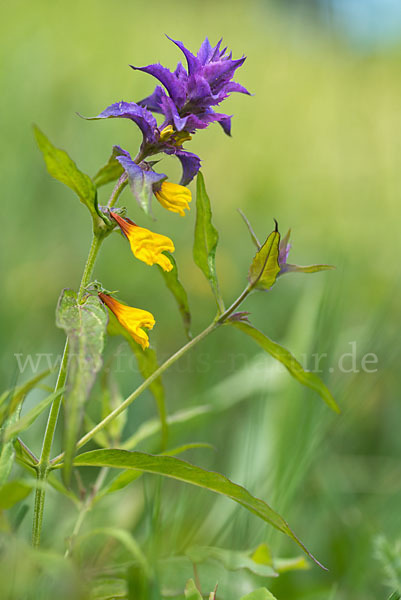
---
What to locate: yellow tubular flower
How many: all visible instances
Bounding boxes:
[99,293,155,350]
[159,125,174,142]
[110,211,174,272]
[154,182,192,217]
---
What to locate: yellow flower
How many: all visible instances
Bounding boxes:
[110,211,174,272]
[99,293,155,350]
[154,182,192,217]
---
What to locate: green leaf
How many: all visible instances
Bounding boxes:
[94,442,212,502]
[90,579,127,600]
[284,263,335,274]
[158,253,192,339]
[193,172,224,312]
[3,389,63,442]
[131,343,168,450]
[34,126,100,223]
[248,224,281,290]
[56,290,107,484]
[230,321,340,414]
[279,230,334,276]
[0,405,23,485]
[73,449,325,568]
[185,546,277,578]
[0,480,32,510]
[0,369,52,426]
[13,438,37,470]
[251,542,308,573]
[184,579,202,600]
[108,311,168,449]
[84,413,111,449]
[240,589,278,600]
[100,371,127,444]
[238,209,261,249]
[93,147,125,188]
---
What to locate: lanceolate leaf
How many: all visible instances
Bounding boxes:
[107,311,168,449]
[248,224,281,291]
[185,579,202,600]
[185,545,277,578]
[238,209,261,249]
[0,369,52,427]
[193,172,224,312]
[240,589,278,600]
[284,264,335,274]
[158,253,191,339]
[73,448,325,568]
[0,480,32,510]
[230,321,340,414]
[0,406,22,486]
[94,442,212,502]
[130,341,168,449]
[3,389,64,442]
[34,126,101,223]
[92,146,125,188]
[56,290,107,484]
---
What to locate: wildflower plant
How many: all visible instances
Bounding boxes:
[0,36,340,598]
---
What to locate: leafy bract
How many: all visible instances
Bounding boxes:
[193,172,223,312]
[248,224,281,290]
[93,147,125,188]
[158,253,192,339]
[56,290,107,484]
[34,126,101,225]
[230,321,340,414]
[73,448,325,567]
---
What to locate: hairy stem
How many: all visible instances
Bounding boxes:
[107,173,128,209]
[32,232,104,547]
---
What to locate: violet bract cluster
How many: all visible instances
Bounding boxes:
[88,36,249,215]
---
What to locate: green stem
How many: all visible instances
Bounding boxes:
[77,233,104,301]
[32,232,104,548]
[107,174,128,209]
[51,284,253,466]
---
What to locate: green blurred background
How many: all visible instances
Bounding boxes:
[1,0,401,598]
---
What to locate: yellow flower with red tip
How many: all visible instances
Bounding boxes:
[110,211,174,272]
[99,293,155,350]
[154,182,192,217]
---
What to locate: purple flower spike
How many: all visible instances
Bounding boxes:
[136,36,250,136]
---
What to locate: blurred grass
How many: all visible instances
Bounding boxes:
[1,0,401,598]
